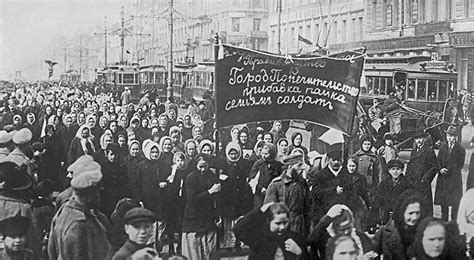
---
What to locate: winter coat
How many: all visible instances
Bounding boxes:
[112,240,148,260]
[136,159,165,218]
[353,149,384,189]
[248,158,283,207]
[67,137,95,166]
[264,171,310,236]
[57,125,78,161]
[311,167,353,217]
[372,219,408,260]
[233,208,308,260]
[218,158,253,219]
[468,152,474,191]
[406,145,438,186]
[372,176,414,225]
[100,160,131,218]
[123,154,143,201]
[182,169,219,233]
[435,142,465,206]
[5,148,30,167]
[48,198,110,260]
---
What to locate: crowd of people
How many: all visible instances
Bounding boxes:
[0,81,473,260]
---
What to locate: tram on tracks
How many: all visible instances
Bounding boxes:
[60,70,81,86]
[358,55,462,147]
[97,64,140,100]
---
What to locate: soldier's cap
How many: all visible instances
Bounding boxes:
[0,161,34,191]
[67,155,94,173]
[282,153,303,166]
[327,150,342,160]
[123,207,156,225]
[387,159,404,169]
[31,142,46,152]
[0,130,14,144]
[70,161,102,190]
[0,215,30,237]
[12,128,32,145]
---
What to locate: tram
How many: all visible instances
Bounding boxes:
[360,56,457,112]
[188,62,215,101]
[97,64,140,100]
[60,70,81,86]
[138,65,167,99]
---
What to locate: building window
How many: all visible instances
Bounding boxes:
[254,0,262,8]
[412,0,418,23]
[232,18,240,32]
[341,20,346,43]
[253,18,261,31]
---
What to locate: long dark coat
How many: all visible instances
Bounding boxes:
[435,142,465,206]
[57,125,78,161]
[100,160,131,218]
[136,159,165,219]
[372,219,406,260]
[248,158,283,207]
[123,154,143,201]
[372,176,414,225]
[406,144,438,213]
[311,167,353,219]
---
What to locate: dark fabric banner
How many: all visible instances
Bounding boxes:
[215,45,365,135]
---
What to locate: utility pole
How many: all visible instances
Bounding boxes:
[277,0,282,54]
[63,46,67,73]
[79,35,83,80]
[94,16,109,68]
[120,7,126,63]
[167,0,174,99]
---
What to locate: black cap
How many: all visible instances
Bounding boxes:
[388,159,404,169]
[413,129,428,138]
[123,207,156,225]
[327,150,342,160]
[0,215,30,236]
[31,142,46,151]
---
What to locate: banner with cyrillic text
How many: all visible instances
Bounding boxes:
[215,44,365,135]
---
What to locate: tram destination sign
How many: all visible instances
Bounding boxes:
[215,44,365,135]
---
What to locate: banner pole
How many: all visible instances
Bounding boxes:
[213,33,220,155]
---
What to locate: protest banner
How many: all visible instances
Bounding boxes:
[215,44,365,135]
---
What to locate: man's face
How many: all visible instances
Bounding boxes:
[388,166,403,179]
[446,133,456,144]
[414,137,425,148]
[3,234,27,252]
[328,157,342,171]
[422,225,446,258]
[361,140,372,152]
[27,114,34,124]
[125,221,154,245]
[66,117,73,128]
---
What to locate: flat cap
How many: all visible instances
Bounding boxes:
[123,207,156,224]
[327,150,342,160]
[0,215,30,236]
[282,153,303,165]
[12,128,32,145]
[70,161,102,189]
[0,130,14,144]
[387,159,404,169]
[446,125,457,135]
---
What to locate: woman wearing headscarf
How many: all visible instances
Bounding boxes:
[67,125,96,166]
[289,132,309,158]
[276,138,290,163]
[218,141,253,249]
[269,120,286,145]
[24,112,41,143]
[157,113,170,140]
[183,139,198,170]
[42,123,65,185]
[76,111,86,126]
[248,140,264,166]
[39,105,54,134]
[457,188,474,257]
[123,140,143,201]
[182,114,194,141]
[158,136,174,180]
[136,139,168,253]
[169,126,184,153]
[12,114,23,130]
[93,132,114,165]
[117,114,128,130]
[238,127,253,151]
[47,115,63,133]
[136,117,151,143]
[167,108,178,127]
[57,114,77,163]
[248,142,283,208]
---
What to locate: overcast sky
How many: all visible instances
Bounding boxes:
[0,0,129,80]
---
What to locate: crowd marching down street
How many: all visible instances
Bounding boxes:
[0,79,474,260]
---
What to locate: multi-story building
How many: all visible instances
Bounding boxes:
[267,0,365,54]
[135,0,269,66]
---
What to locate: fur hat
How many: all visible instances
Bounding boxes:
[0,130,14,144]
[70,161,102,190]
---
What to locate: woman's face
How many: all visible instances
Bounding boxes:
[81,128,90,138]
[263,134,273,144]
[269,213,289,235]
[422,224,446,258]
[294,134,302,146]
[404,202,421,227]
[141,119,149,128]
[175,157,185,169]
[162,139,172,153]
[196,159,209,173]
[159,117,167,127]
[184,116,191,125]
[261,146,271,161]
[87,117,95,128]
[201,145,212,155]
[168,110,176,119]
[228,149,240,161]
[186,142,197,157]
[127,131,136,141]
[332,239,358,260]
[347,160,357,174]
[150,109,157,118]
[130,143,140,157]
[118,136,126,147]
[120,117,128,127]
[57,108,63,116]
[231,129,239,141]
[278,140,288,154]
[193,127,202,137]
[45,106,52,115]
[362,140,372,152]
[109,105,115,113]
[110,122,118,133]
[239,132,248,144]
[78,113,85,124]
[13,117,21,125]
[150,147,160,160]
[274,121,282,130]
[151,119,158,128]
[103,136,112,149]
[256,133,263,143]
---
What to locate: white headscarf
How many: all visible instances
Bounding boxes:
[457,188,474,242]
[75,125,96,154]
[142,139,160,160]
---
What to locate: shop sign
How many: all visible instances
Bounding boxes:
[415,22,450,35]
[450,32,474,47]
[364,36,434,52]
